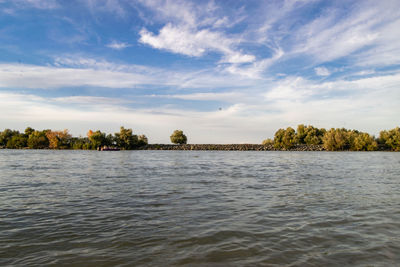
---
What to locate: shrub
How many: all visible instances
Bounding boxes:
[170,130,187,144]
[6,134,27,149]
[45,129,72,149]
[322,128,351,151]
[138,135,148,146]
[27,130,49,149]
[352,132,378,151]
[87,130,107,149]
[262,138,274,146]
[297,125,326,145]
[115,126,139,149]
[379,127,400,151]
[274,127,296,149]
[0,129,19,147]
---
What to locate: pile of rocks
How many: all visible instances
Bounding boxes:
[137,144,325,151]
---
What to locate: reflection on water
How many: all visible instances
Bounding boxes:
[0,150,399,266]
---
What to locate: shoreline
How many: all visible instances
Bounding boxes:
[0,144,393,151]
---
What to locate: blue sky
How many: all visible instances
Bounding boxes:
[0,0,399,143]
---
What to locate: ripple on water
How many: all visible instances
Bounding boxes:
[0,150,399,266]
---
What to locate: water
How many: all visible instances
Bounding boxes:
[0,150,399,266]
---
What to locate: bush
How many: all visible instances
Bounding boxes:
[0,129,19,147]
[138,135,148,146]
[352,132,378,151]
[274,127,296,149]
[45,129,72,149]
[6,134,27,149]
[322,128,378,151]
[322,128,351,151]
[296,124,325,145]
[170,130,187,144]
[115,126,139,149]
[87,130,107,149]
[262,138,274,146]
[379,127,400,151]
[27,130,49,149]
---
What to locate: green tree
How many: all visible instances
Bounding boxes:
[6,134,27,149]
[27,130,49,149]
[24,127,35,137]
[322,128,351,151]
[352,132,378,151]
[0,129,19,147]
[87,130,107,149]
[105,134,115,146]
[296,124,325,145]
[379,127,400,151]
[170,130,187,144]
[115,126,139,149]
[262,138,274,146]
[274,127,296,149]
[138,134,148,146]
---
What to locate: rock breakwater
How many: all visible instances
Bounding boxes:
[138,144,325,151]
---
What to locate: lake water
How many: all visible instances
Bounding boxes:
[0,150,399,266]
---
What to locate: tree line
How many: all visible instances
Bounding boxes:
[0,126,149,150]
[1,125,399,151]
[263,125,400,151]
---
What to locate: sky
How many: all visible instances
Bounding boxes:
[0,0,399,143]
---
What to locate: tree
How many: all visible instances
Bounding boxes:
[0,129,19,147]
[352,132,377,151]
[296,124,325,145]
[27,130,49,149]
[274,127,296,149]
[115,126,139,149]
[24,127,35,137]
[262,138,274,146]
[322,128,349,151]
[379,127,400,151]
[45,129,72,149]
[138,134,148,146]
[170,130,187,144]
[6,134,27,149]
[87,130,107,149]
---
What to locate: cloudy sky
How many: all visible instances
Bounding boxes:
[0,0,399,143]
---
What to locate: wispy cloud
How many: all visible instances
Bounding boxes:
[139,24,254,64]
[0,56,264,90]
[315,67,330,76]
[106,40,130,50]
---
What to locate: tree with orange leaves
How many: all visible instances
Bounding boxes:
[45,129,72,149]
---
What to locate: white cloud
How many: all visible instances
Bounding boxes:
[225,48,284,78]
[139,24,254,65]
[0,63,152,89]
[0,57,265,90]
[150,92,246,102]
[106,40,130,50]
[137,0,264,76]
[1,70,399,143]
[315,67,330,76]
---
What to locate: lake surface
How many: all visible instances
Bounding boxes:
[0,150,399,266]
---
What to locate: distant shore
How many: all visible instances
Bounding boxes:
[0,143,393,151]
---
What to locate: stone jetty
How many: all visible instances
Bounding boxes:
[137,144,325,151]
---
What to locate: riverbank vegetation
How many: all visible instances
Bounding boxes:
[170,130,187,144]
[266,125,400,151]
[0,125,399,151]
[0,126,148,150]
